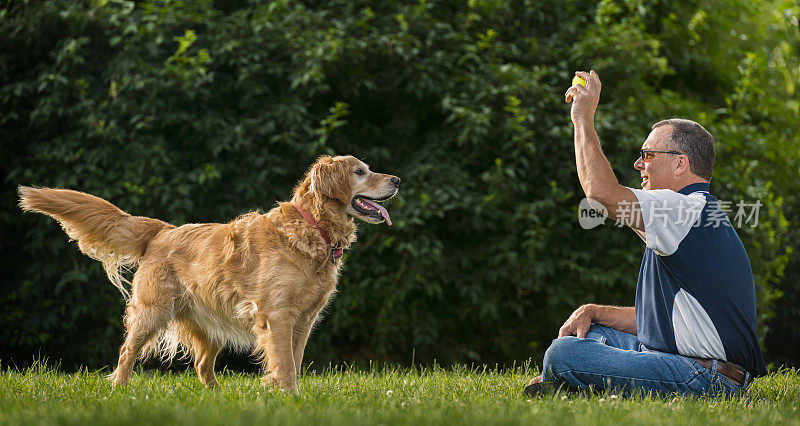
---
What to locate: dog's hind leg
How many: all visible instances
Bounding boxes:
[179,319,221,388]
[192,337,221,388]
[109,304,171,386]
[108,263,177,386]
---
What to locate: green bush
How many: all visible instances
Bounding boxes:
[1,0,798,370]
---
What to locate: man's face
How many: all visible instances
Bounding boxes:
[634,125,678,191]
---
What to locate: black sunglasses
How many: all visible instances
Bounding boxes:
[640,149,683,162]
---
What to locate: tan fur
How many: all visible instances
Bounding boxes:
[18,155,399,392]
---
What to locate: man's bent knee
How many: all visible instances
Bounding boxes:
[542,336,585,381]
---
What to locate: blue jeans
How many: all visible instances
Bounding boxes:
[541,324,748,397]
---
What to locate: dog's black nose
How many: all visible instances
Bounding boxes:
[391,176,401,187]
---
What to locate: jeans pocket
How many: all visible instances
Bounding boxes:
[714,372,743,391]
[706,372,745,398]
[678,356,704,373]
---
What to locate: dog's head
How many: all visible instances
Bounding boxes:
[306,155,400,225]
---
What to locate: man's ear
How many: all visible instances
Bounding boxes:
[309,156,351,204]
[674,155,691,177]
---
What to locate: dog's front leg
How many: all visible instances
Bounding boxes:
[255,312,298,393]
[292,313,315,378]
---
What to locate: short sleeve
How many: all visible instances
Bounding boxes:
[627,188,707,256]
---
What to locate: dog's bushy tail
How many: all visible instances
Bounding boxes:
[18,186,175,298]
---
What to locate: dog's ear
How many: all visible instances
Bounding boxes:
[309,156,351,204]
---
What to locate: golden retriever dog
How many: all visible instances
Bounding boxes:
[18,155,400,393]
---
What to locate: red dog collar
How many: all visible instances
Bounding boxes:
[293,204,343,262]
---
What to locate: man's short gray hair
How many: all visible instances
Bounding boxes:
[652,118,715,181]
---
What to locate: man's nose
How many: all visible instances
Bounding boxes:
[633,158,644,170]
[390,176,401,187]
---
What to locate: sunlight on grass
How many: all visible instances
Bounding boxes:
[1,361,798,425]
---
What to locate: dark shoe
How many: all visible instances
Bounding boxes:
[523,381,556,398]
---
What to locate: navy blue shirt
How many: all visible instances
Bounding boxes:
[629,182,767,377]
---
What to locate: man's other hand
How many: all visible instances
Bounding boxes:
[565,70,601,126]
[558,304,596,338]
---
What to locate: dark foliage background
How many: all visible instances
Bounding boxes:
[1,0,798,371]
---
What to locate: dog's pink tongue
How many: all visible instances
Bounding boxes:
[361,199,392,226]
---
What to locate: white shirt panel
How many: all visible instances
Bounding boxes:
[672,289,727,360]
[627,188,707,256]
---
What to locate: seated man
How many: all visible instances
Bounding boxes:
[526,71,767,397]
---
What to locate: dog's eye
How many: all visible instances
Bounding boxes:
[355,168,365,176]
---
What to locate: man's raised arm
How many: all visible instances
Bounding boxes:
[565,70,643,231]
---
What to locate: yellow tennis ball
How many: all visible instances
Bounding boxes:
[572,75,587,88]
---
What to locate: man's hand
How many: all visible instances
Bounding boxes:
[558,304,596,338]
[565,70,601,126]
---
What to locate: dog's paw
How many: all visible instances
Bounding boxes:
[106,370,130,386]
[260,373,298,394]
[260,373,280,388]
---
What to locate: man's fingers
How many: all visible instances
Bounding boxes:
[566,85,588,102]
[575,71,591,88]
[558,324,575,338]
[566,85,589,103]
[575,70,590,80]
[589,69,601,87]
[575,70,600,91]
[576,322,590,339]
[565,87,576,103]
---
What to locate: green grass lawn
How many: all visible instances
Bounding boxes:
[1,362,798,425]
